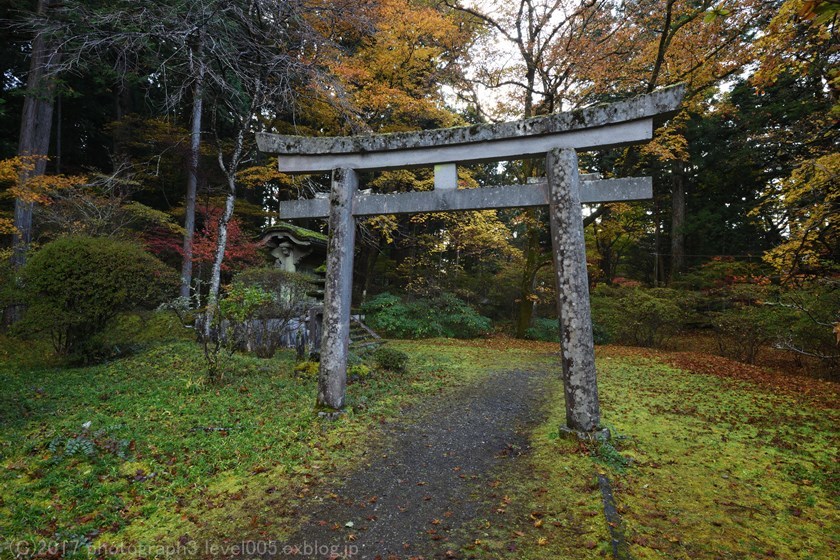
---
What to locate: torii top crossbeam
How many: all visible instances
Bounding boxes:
[256,85,684,174]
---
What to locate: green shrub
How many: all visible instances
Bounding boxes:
[361,293,437,338]
[774,283,839,376]
[525,317,611,345]
[592,321,612,345]
[137,310,195,342]
[711,305,789,364]
[15,236,177,362]
[591,287,688,348]
[524,318,560,342]
[234,267,315,300]
[362,292,491,339]
[229,268,317,358]
[373,346,409,372]
[434,293,492,338]
[92,311,193,358]
[293,360,319,379]
[674,257,772,291]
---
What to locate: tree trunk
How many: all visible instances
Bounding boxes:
[54,93,61,173]
[11,0,58,272]
[202,180,235,342]
[180,56,205,300]
[515,213,541,337]
[514,68,541,338]
[203,113,248,342]
[670,162,685,281]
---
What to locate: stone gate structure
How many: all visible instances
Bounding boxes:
[257,85,684,434]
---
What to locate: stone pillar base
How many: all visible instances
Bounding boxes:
[560,425,611,442]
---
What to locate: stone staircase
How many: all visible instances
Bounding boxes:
[349,315,382,350]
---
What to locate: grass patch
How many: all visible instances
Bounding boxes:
[455,366,611,559]
[0,336,553,557]
[0,336,835,558]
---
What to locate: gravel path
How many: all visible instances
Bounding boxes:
[280,367,557,559]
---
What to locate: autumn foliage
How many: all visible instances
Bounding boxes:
[191,206,263,273]
[0,156,86,235]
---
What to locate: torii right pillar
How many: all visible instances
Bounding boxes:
[547,147,603,436]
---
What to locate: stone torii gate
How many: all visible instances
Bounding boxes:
[257,85,684,435]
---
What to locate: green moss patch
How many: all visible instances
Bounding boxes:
[0,338,551,555]
[597,350,838,559]
[1,338,835,558]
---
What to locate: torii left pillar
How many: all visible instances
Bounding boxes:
[317,167,357,410]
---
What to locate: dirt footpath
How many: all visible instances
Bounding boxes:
[280,367,557,559]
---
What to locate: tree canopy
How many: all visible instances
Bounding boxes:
[0,0,836,331]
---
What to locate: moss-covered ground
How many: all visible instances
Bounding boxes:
[0,334,836,559]
[455,343,838,560]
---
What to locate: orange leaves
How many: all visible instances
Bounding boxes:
[0,156,88,235]
[0,156,87,206]
[12,174,88,205]
[331,0,468,131]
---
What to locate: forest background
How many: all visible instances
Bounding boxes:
[0,0,837,375]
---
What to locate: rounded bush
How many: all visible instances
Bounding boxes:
[591,286,687,348]
[16,236,177,360]
[525,317,611,345]
[373,346,409,372]
[524,318,560,342]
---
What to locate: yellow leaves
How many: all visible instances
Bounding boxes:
[363,215,399,244]
[332,0,467,131]
[0,155,48,186]
[641,122,690,163]
[236,163,292,190]
[370,168,433,194]
[753,0,836,89]
[0,156,87,205]
[0,217,18,236]
[639,109,690,167]
[759,153,840,280]
[0,156,36,183]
